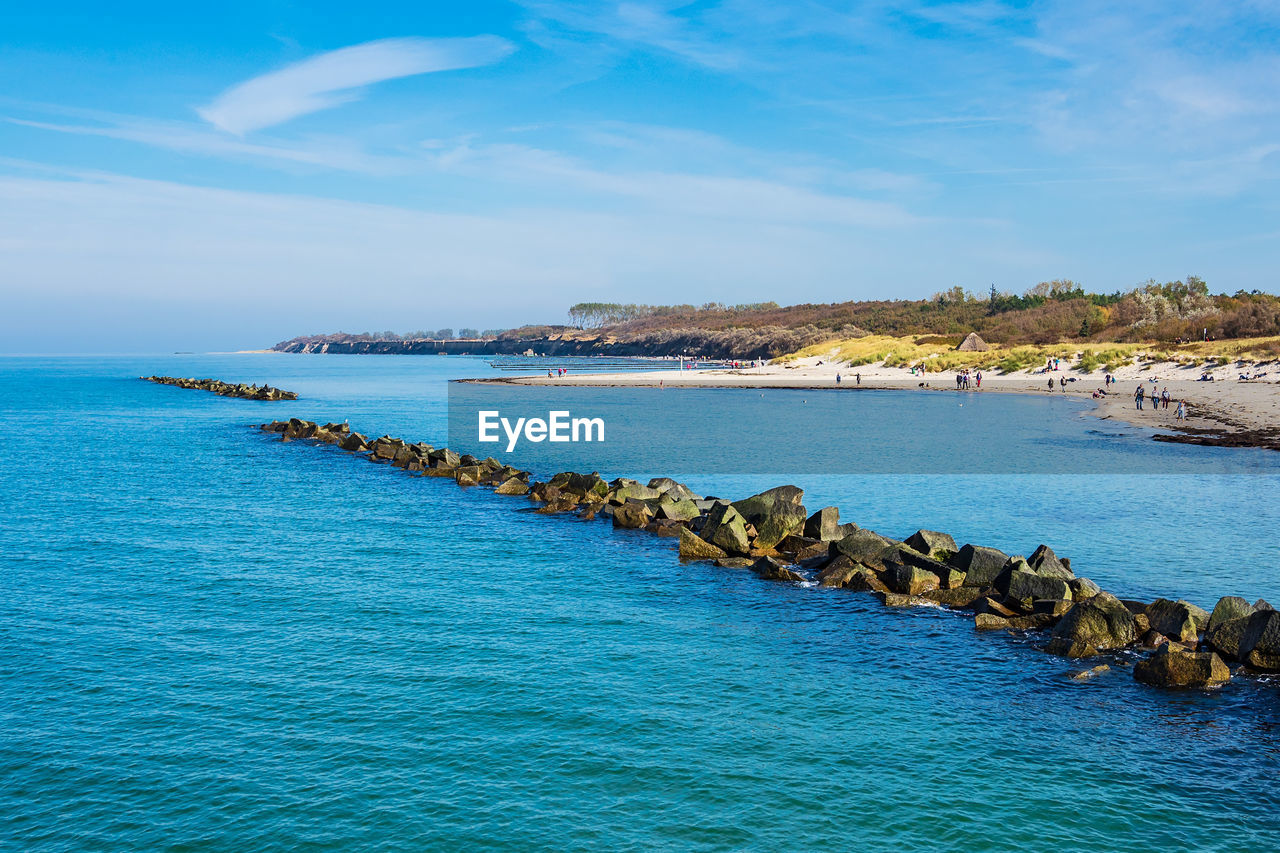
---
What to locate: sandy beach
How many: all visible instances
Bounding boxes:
[499,354,1280,448]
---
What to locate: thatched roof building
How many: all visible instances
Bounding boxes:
[956,332,990,351]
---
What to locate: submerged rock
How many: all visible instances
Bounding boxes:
[751,556,805,583]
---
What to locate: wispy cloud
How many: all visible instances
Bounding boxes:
[198,36,514,135]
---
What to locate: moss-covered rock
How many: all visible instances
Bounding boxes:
[1133,646,1231,688]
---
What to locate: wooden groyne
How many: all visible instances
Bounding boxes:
[257,417,1279,691]
[143,376,297,400]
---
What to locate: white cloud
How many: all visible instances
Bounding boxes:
[198,36,514,135]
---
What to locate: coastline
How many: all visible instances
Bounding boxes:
[487,356,1280,450]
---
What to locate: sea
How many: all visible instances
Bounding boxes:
[3,353,1279,851]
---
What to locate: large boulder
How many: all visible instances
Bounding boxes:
[1004,571,1072,610]
[951,544,1010,588]
[1239,610,1280,671]
[1068,577,1101,600]
[803,507,847,542]
[732,487,807,550]
[338,432,368,452]
[701,504,751,555]
[732,485,803,520]
[1145,599,1209,644]
[815,555,862,588]
[923,587,983,608]
[612,500,653,530]
[611,482,662,503]
[752,502,808,551]
[494,477,529,496]
[903,529,957,560]
[657,499,700,522]
[751,556,804,583]
[883,563,940,596]
[1049,591,1137,653]
[1208,596,1254,632]
[829,528,895,564]
[1133,646,1231,688]
[1206,616,1252,660]
[678,527,727,561]
[1027,544,1073,580]
[648,477,699,501]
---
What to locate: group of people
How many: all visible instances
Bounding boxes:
[834,372,861,385]
[546,367,569,378]
[954,369,981,390]
[1134,383,1187,419]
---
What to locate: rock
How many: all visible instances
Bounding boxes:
[991,557,1032,594]
[975,597,1017,618]
[1032,599,1074,617]
[562,472,609,500]
[844,569,891,594]
[751,502,809,551]
[430,448,461,469]
[454,470,479,487]
[1071,665,1110,681]
[713,557,754,568]
[494,477,529,495]
[803,507,846,541]
[751,556,804,582]
[338,432,368,452]
[1003,571,1072,610]
[679,527,728,561]
[922,587,983,608]
[1145,599,1209,643]
[657,499,700,522]
[903,529,957,560]
[829,528,895,564]
[1027,544,1074,580]
[951,544,1010,588]
[877,592,938,608]
[701,504,751,555]
[1049,591,1136,652]
[1206,617,1251,660]
[644,519,685,537]
[777,535,827,562]
[1132,613,1150,635]
[1141,630,1170,648]
[1239,610,1280,671]
[612,500,653,530]
[648,477,699,501]
[883,563,940,596]
[1208,596,1254,631]
[1007,613,1058,631]
[732,485,803,520]
[1255,599,1274,611]
[1068,577,1101,600]
[1133,646,1231,688]
[814,554,869,589]
[975,614,1011,631]
[1045,638,1099,658]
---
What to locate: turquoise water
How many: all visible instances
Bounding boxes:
[3,354,1279,851]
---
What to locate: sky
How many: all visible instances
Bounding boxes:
[1,0,1278,352]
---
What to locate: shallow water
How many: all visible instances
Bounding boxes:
[3,354,1279,851]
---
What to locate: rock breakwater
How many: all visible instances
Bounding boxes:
[144,376,297,400]
[257,417,1279,692]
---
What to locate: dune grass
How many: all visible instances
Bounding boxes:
[777,334,1280,374]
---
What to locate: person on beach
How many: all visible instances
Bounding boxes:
[836,373,842,384]
[1048,377,1055,392]
[856,373,861,385]
[975,370,982,389]
[1176,400,1186,420]
[1135,385,1144,410]
[1059,376,1066,390]
[1162,388,1170,409]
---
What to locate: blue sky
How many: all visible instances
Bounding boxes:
[2,1,1278,351]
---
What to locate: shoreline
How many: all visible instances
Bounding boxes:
[485,358,1280,451]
